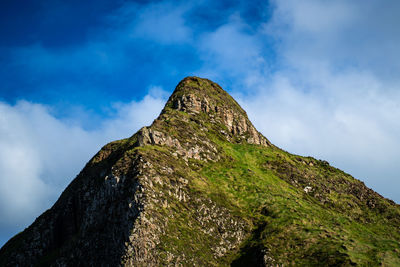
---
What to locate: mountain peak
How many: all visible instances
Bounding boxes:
[159,76,270,146]
[1,77,399,266]
[164,76,244,115]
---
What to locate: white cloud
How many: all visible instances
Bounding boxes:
[197,16,269,87]
[266,0,400,79]
[130,2,193,44]
[235,0,400,202]
[240,71,400,181]
[0,89,167,245]
[191,0,400,203]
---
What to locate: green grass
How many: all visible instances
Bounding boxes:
[86,77,400,265]
[183,140,400,265]
[140,91,400,265]
[4,77,398,266]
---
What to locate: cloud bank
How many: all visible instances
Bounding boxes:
[0,89,167,245]
[238,0,400,202]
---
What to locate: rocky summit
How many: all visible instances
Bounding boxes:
[1,77,400,266]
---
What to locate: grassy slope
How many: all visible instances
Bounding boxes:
[145,106,400,265]
[196,140,400,265]
[157,77,400,265]
[3,77,398,266]
[97,77,400,265]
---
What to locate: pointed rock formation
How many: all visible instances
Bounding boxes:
[1,77,399,266]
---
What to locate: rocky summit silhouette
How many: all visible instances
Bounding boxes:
[1,77,399,266]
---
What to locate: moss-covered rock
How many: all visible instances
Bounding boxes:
[1,77,399,266]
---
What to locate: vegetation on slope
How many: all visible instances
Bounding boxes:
[198,141,400,265]
[120,106,400,265]
[1,77,399,266]
[145,77,400,265]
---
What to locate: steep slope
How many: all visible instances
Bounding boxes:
[1,77,399,266]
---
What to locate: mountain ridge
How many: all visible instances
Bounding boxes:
[1,76,399,266]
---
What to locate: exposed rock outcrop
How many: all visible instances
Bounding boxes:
[164,77,270,147]
[0,77,255,266]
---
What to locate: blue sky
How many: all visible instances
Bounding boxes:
[1,0,400,247]
[0,0,272,118]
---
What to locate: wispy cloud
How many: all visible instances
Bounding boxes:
[266,0,400,79]
[197,15,269,84]
[129,2,193,44]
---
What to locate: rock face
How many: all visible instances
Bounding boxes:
[164,77,270,147]
[1,77,400,266]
